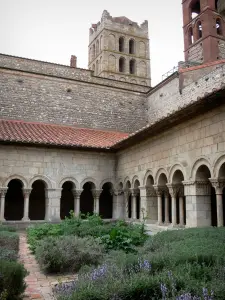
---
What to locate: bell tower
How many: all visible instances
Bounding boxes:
[182,0,225,63]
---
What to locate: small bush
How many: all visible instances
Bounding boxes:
[0,225,16,232]
[0,231,19,252]
[0,248,17,261]
[35,235,104,273]
[0,260,27,299]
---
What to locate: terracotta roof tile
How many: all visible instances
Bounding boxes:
[0,119,129,149]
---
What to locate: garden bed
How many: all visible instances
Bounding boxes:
[0,225,27,299]
[27,215,225,299]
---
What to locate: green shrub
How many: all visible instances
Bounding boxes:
[35,235,104,273]
[0,260,27,299]
[0,225,16,232]
[0,231,19,252]
[0,248,17,261]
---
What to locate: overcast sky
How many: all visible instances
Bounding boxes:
[0,0,184,86]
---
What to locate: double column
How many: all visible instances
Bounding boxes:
[167,184,185,227]
[72,189,82,216]
[210,179,225,227]
[153,185,164,225]
[124,189,131,219]
[91,189,102,214]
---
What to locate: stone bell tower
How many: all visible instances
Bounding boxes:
[182,0,225,63]
[88,10,151,86]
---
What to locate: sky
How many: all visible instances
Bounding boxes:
[0,0,184,86]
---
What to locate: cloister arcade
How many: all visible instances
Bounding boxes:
[0,157,225,228]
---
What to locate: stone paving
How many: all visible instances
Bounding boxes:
[19,233,76,300]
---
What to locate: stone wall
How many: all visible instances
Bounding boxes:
[147,63,225,124]
[219,40,225,59]
[187,43,203,63]
[0,55,149,133]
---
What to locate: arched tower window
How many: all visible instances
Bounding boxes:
[197,21,202,39]
[190,0,201,19]
[96,40,100,55]
[92,44,96,60]
[119,37,125,52]
[129,59,136,74]
[216,19,223,35]
[188,27,194,45]
[119,57,125,72]
[129,39,135,54]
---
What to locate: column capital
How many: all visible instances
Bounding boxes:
[167,184,183,197]
[153,185,167,196]
[114,189,123,196]
[0,187,8,196]
[91,189,102,198]
[209,179,225,194]
[146,186,156,197]
[123,188,131,199]
[130,188,139,197]
[23,188,32,197]
[182,180,195,186]
[72,189,83,198]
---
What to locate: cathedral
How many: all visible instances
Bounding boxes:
[0,0,225,228]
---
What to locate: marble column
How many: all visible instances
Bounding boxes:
[153,185,163,225]
[164,192,169,224]
[210,179,225,227]
[22,188,31,221]
[0,188,7,222]
[124,189,131,219]
[92,189,102,215]
[131,189,138,220]
[73,189,82,217]
[179,196,185,225]
[167,184,179,226]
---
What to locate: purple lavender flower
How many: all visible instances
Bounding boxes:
[160,283,168,300]
[138,258,151,271]
[89,263,108,281]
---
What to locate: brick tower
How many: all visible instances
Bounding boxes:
[88,10,151,86]
[183,0,225,63]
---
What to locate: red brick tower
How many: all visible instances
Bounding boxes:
[183,0,225,63]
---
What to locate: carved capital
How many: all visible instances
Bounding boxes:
[209,179,225,194]
[72,189,83,198]
[146,186,156,197]
[0,188,8,197]
[23,188,32,198]
[91,189,102,199]
[131,188,139,197]
[123,189,131,199]
[167,184,183,198]
[195,181,211,195]
[153,185,164,197]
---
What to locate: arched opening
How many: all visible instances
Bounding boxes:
[216,19,223,35]
[134,179,140,220]
[197,21,202,39]
[129,59,136,74]
[195,165,216,226]
[119,57,125,72]
[190,0,201,19]
[29,180,46,220]
[172,170,186,225]
[119,37,125,52]
[188,27,194,45]
[125,181,132,219]
[60,181,75,220]
[158,173,171,224]
[129,39,135,54]
[80,182,94,215]
[4,179,24,220]
[99,182,113,219]
[92,44,96,60]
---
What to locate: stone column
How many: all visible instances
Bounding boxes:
[92,189,102,215]
[22,189,32,221]
[210,179,225,227]
[164,192,169,224]
[124,189,131,219]
[131,189,138,220]
[153,185,163,225]
[139,186,148,221]
[112,189,124,219]
[0,188,7,221]
[73,189,82,217]
[167,184,180,226]
[46,188,61,222]
[179,196,185,225]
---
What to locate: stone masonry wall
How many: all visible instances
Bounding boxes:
[0,55,149,133]
[147,63,225,124]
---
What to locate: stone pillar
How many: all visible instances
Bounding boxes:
[210,179,225,227]
[22,189,32,221]
[167,184,180,226]
[46,189,61,222]
[112,189,124,219]
[179,196,185,225]
[124,189,131,219]
[0,188,7,221]
[131,189,138,220]
[164,193,169,224]
[139,186,148,221]
[73,190,82,217]
[92,189,102,215]
[153,186,163,225]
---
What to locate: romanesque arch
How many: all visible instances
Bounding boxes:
[4,175,28,189]
[4,178,24,221]
[143,170,154,186]
[80,181,95,216]
[60,181,75,219]
[99,182,113,219]
[190,157,212,180]
[29,179,47,220]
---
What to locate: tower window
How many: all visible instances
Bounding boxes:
[129,59,136,74]
[190,0,200,19]
[92,44,96,60]
[129,39,135,54]
[215,0,218,10]
[216,19,223,35]
[119,57,125,72]
[119,37,125,52]
[197,21,202,39]
[188,27,194,45]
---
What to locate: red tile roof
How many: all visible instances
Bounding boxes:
[0,119,129,149]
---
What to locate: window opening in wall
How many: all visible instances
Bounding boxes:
[197,21,202,39]
[119,57,125,72]
[188,27,194,45]
[191,0,201,19]
[119,37,124,52]
[215,0,218,10]
[216,19,222,35]
[129,39,135,54]
[92,44,96,60]
[129,59,135,74]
